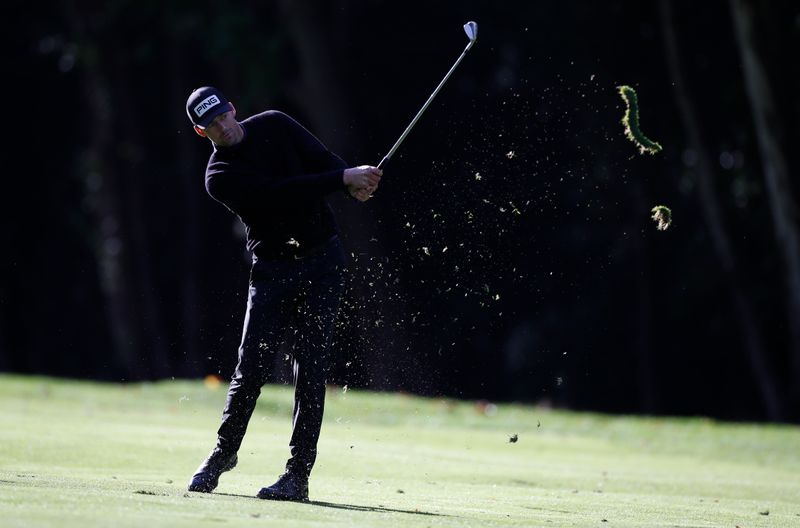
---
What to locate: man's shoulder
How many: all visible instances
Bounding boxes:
[242,109,294,126]
[236,111,294,143]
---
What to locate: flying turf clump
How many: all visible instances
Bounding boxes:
[618,85,662,155]
[651,205,672,231]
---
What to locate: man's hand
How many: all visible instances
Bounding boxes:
[344,165,381,202]
[348,185,376,202]
[343,165,382,189]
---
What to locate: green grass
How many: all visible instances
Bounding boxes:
[0,375,798,527]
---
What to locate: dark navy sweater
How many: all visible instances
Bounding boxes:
[205,111,347,258]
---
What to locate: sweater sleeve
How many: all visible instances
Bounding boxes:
[205,158,343,212]
[278,112,348,174]
[275,112,364,201]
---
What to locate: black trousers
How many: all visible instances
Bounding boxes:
[216,237,346,476]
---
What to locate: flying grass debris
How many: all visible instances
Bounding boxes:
[651,205,672,231]
[618,85,662,155]
[509,434,519,443]
[506,150,516,159]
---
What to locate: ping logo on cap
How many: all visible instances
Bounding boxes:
[194,95,220,118]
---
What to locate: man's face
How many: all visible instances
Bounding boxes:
[195,108,243,147]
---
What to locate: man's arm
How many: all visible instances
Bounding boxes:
[205,159,343,211]
[206,161,380,210]
[277,112,347,173]
[278,112,381,201]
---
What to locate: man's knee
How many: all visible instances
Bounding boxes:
[230,366,268,393]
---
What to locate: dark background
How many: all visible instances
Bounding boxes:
[4,1,799,422]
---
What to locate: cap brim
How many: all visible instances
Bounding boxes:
[196,102,233,128]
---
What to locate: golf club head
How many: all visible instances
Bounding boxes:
[463,21,478,42]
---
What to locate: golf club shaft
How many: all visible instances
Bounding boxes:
[378,39,476,170]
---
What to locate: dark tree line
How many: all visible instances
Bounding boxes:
[4,0,799,422]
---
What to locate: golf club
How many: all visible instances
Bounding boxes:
[377,21,478,170]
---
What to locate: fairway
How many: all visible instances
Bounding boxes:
[0,375,798,527]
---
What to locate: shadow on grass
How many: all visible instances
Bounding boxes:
[213,492,448,517]
[308,500,446,517]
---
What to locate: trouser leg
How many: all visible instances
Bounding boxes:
[217,281,294,453]
[286,268,344,475]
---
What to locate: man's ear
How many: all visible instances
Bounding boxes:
[194,125,207,138]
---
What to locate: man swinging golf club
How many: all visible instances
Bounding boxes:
[185,20,476,502]
[185,86,380,501]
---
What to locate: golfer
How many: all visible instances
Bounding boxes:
[185,86,380,501]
